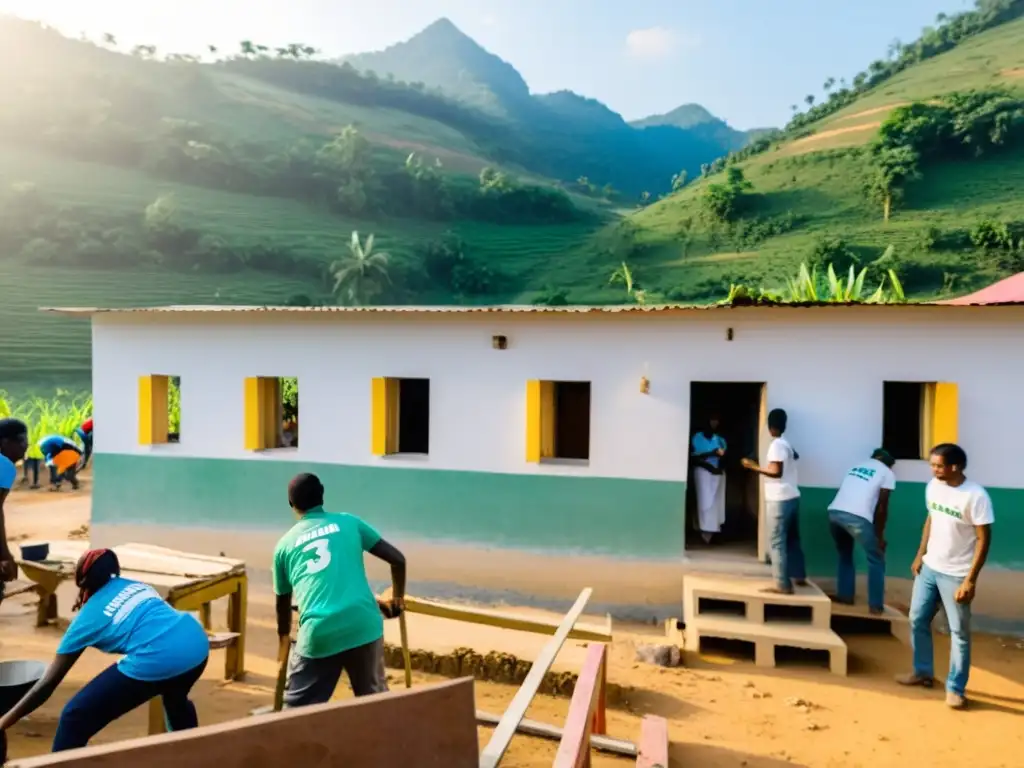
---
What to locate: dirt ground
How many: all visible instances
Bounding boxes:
[1,479,1022,767]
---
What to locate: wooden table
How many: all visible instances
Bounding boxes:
[16,541,248,735]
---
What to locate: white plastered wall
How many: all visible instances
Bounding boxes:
[89,306,1024,490]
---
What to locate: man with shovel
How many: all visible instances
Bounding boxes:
[273,472,407,708]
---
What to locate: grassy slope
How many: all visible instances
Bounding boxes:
[608,16,1024,301]
[0,145,597,392]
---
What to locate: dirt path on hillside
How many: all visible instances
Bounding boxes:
[786,122,882,156]
[1001,68,1024,79]
[1,490,1022,766]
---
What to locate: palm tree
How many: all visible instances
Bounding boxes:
[330,232,391,306]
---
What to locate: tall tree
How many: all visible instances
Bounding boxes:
[330,232,391,306]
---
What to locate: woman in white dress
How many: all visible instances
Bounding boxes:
[691,414,727,544]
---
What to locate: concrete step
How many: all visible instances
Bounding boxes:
[829,599,911,645]
[684,615,848,676]
[684,574,832,629]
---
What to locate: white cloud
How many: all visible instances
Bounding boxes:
[481,13,497,27]
[626,26,694,59]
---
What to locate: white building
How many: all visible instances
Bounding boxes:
[48,301,1024,621]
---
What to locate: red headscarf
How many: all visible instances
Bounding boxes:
[73,548,120,611]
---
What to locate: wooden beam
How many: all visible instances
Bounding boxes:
[474,711,636,758]
[553,643,607,768]
[636,715,669,768]
[402,595,611,643]
[478,588,593,768]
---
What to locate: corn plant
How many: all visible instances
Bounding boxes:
[0,391,92,459]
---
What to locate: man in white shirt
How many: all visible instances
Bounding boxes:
[741,408,805,594]
[828,449,896,614]
[896,443,994,710]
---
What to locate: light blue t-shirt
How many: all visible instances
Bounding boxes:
[38,435,78,463]
[0,454,15,490]
[692,432,727,469]
[57,577,209,682]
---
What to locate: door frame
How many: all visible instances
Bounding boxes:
[757,383,769,563]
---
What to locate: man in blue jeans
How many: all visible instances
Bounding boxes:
[742,408,806,594]
[897,443,994,710]
[827,448,896,614]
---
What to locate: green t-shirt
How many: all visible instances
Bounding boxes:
[272,508,384,659]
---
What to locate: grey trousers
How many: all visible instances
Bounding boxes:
[283,637,389,708]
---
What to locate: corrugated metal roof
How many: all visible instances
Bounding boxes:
[37,300,1024,317]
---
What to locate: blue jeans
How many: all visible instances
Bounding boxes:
[909,563,971,696]
[829,509,886,610]
[53,659,207,751]
[766,497,806,591]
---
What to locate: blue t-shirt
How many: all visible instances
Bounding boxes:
[692,432,727,469]
[0,454,15,490]
[57,577,209,682]
[39,435,78,461]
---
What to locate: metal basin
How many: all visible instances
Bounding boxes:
[0,660,47,716]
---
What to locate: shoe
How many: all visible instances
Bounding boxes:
[761,585,794,595]
[868,606,885,616]
[945,692,967,709]
[794,579,808,587]
[895,673,934,688]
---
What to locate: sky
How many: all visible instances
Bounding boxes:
[1,0,978,129]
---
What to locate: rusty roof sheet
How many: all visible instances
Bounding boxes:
[37,299,1024,317]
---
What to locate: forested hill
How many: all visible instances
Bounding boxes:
[593,0,1024,309]
[339,17,753,197]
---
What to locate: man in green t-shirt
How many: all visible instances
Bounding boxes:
[273,473,407,708]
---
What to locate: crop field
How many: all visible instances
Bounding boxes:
[0,145,607,392]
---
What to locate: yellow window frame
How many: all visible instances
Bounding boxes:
[371,377,400,456]
[525,380,555,462]
[138,375,170,445]
[920,381,958,456]
[244,377,283,451]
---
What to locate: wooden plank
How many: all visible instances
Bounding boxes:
[474,711,636,758]
[478,588,592,768]
[9,679,479,768]
[636,716,669,768]
[553,643,607,768]
[404,595,611,643]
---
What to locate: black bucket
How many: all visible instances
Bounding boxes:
[0,660,47,717]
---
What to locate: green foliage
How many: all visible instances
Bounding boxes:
[701,167,754,223]
[785,0,1024,132]
[0,391,93,459]
[417,232,501,296]
[280,378,298,423]
[721,262,907,305]
[331,231,391,305]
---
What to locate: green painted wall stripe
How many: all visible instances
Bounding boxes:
[92,454,1022,574]
[92,453,687,560]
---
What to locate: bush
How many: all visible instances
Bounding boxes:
[808,236,859,273]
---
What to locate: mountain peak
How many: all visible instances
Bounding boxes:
[344,18,530,114]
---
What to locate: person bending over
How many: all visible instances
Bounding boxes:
[274,472,407,708]
[38,434,82,491]
[0,549,210,751]
[828,448,896,614]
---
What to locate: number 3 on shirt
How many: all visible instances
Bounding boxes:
[301,539,332,575]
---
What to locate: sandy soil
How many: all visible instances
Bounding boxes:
[1000,68,1024,79]
[2,487,1022,767]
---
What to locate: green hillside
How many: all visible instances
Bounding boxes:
[3,2,1024,394]
[596,3,1024,305]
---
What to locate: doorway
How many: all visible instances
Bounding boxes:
[686,382,766,558]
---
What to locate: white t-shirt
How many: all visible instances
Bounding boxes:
[763,436,799,501]
[922,478,995,578]
[828,458,896,523]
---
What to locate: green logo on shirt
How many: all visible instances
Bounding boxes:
[848,466,876,482]
[929,501,963,520]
